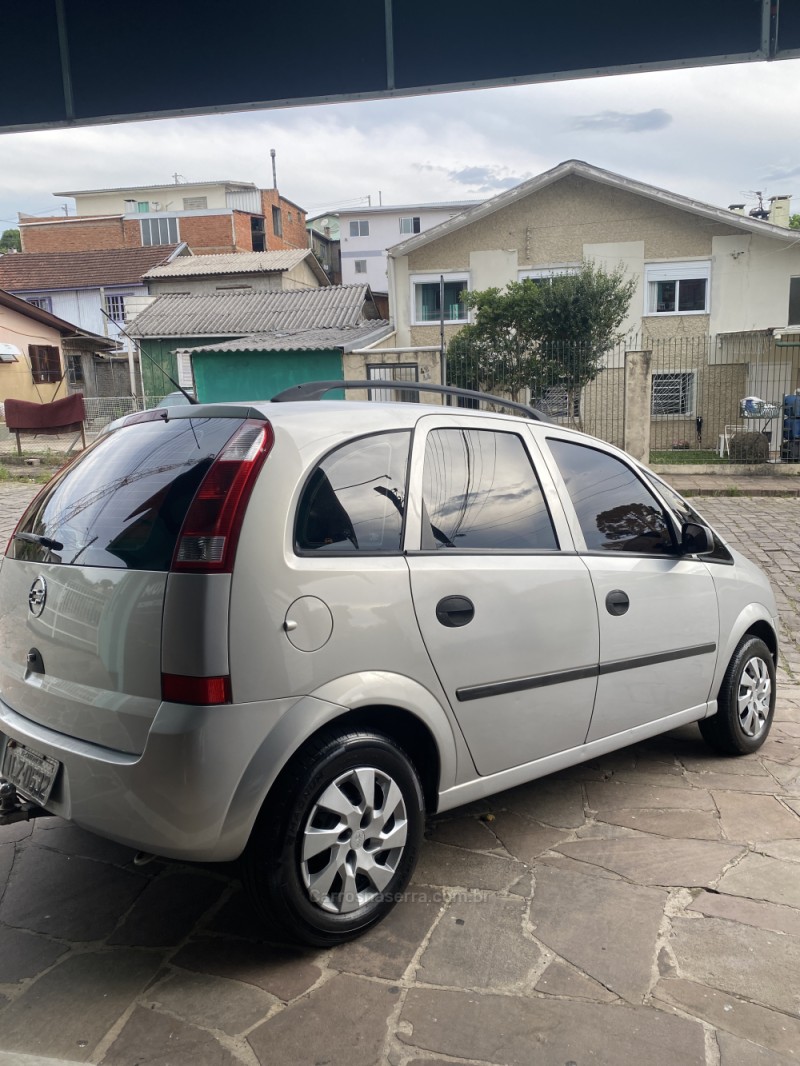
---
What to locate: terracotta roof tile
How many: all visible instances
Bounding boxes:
[0,246,182,292]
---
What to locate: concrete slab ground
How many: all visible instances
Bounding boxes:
[1,485,800,1065]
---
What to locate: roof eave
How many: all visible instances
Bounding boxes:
[387,159,800,258]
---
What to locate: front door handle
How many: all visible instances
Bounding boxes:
[605,589,630,616]
[436,595,475,628]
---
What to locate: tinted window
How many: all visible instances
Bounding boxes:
[422,429,557,550]
[548,439,674,554]
[643,470,732,562]
[11,417,241,570]
[296,432,410,552]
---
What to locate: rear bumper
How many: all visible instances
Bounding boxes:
[0,693,303,861]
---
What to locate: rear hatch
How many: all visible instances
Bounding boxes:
[0,411,249,754]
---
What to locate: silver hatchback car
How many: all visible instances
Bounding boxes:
[0,384,779,945]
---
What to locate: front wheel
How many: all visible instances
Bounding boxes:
[699,635,776,755]
[242,728,425,947]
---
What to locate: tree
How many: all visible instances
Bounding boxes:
[790,214,800,230]
[447,261,636,419]
[0,228,20,253]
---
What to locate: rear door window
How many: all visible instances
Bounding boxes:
[421,428,557,550]
[10,416,243,571]
[295,431,411,553]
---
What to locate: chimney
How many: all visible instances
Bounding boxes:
[728,204,745,215]
[769,195,791,227]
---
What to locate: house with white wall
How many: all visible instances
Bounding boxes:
[387,160,800,348]
[384,160,800,454]
[334,201,481,292]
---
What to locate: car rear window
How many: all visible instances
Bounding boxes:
[10,416,243,571]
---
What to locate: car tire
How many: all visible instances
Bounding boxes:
[242,728,425,947]
[699,635,775,755]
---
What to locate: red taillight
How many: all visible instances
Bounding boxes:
[172,419,273,573]
[162,672,232,705]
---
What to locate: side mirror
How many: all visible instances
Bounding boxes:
[681,521,715,556]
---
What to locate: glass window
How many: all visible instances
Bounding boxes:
[141,217,179,246]
[67,354,84,385]
[136,202,150,213]
[645,262,710,314]
[400,216,421,234]
[295,432,410,553]
[652,372,695,415]
[413,279,468,323]
[28,345,61,384]
[354,260,367,274]
[11,417,242,570]
[789,277,800,325]
[548,439,674,554]
[349,220,369,237]
[182,196,207,210]
[26,296,53,312]
[272,206,283,237]
[422,429,557,551]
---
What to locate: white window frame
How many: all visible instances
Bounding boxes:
[182,196,207,210]
[354,259,368,274]
[140,217,179,246]
[177,351,194,389]
[399,216,421,235]
[651,371,696,417]
[349,220,369,237]
[25,296,53,312]
[645,261,710,316]
[410,272,470,326]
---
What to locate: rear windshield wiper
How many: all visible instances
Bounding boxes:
[14,532,64,552]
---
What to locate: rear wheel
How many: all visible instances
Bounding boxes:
[700,635,775,755]
[242,728,425,947]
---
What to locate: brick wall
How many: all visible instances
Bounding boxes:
[232,211,256,252]
[21,216,128,252]
[260,190,309,250]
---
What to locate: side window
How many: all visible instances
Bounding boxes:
[548,439,674,554]
[422,429,557,550]
[295,432,410,553]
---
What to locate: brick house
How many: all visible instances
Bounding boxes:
[19,180,309,257]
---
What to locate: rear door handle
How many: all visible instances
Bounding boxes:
[436,595,475,628]
[605,589,630,616]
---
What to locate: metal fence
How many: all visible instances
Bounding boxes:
[446,332,800,463]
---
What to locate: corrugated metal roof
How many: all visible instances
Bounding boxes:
[129,284,376,337]
[143,249,314,279]
[53,180,257,196]
[0,246,183,291]
[179,321,393,353]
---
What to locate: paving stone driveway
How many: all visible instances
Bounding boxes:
[1,486,800,1066]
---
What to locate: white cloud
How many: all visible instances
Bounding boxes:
[1,59,799,232]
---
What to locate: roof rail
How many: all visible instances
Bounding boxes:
[270,380,548,421]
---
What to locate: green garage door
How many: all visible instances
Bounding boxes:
[191,349,344,403]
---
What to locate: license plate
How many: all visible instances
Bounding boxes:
[1,741,60,805]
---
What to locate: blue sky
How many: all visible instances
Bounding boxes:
[1,58,799,232]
